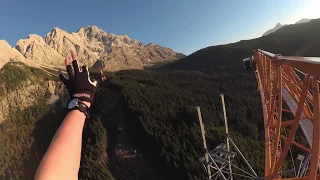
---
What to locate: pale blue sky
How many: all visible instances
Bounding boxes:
[0,0,319,55]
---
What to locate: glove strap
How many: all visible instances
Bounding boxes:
[68,98,90,118]
[72,92,92,103]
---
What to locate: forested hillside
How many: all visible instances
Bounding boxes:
[0,63,55,179]
[100,69,265,179]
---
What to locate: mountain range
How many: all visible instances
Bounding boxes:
[0,19,313,71]
[0,26,184,71]
[262,18,311,36]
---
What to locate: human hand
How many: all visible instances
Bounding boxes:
[59,53,97,107]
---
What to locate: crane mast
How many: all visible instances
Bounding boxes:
[250,49,320,180]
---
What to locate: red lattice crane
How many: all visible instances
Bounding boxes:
[246,49,320,180]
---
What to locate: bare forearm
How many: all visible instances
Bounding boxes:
[36,53,97,180]
[35,110,86,180]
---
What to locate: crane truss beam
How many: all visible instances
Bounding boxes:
[252,49,320,180]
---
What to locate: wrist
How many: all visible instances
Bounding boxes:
[69,108,87,117]
[67,98,91,118]
[68,98,91,108]
[72,92,93,105]
[82,101,91,108]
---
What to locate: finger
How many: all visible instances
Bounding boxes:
[59,74,68,84]
[65,58,70,66]
[66,65,73,78]
[71,52,78,61]
[71,53,80,75]
[83,66,98,86]
[58,69,68,84]
[90,79,98,86]
[65,58,73,78]
[82,66,88,73]
[72,60,80,75]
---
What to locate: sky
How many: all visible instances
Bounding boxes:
[1,0,320,55]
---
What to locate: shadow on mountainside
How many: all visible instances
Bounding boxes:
[26,103,67,179]
[95,82,161,180]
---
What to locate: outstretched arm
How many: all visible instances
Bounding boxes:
[35,108,88,180]
[35,53,97,180]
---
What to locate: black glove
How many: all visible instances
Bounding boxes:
[59,53,98,104]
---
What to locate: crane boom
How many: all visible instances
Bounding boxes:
[251,49,320,180]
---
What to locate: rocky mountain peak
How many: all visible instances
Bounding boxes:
[76,25,107,39]
[26,34,45,43]
[263,23,285,36]
[0,40,10,48]
[275,23,282,28]
[7,25,183,71]
[0,40,26,68]
[46,27,65,36]
[77,25,104,33]
[16,32,64,65]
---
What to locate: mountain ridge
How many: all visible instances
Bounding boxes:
[0,26,184,71]
[162,18,320,73]
[262,18,312,36]
[262,22,286,36]
[0,40,27,68]
[295,18,311,24]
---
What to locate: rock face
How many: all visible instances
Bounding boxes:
[0,62,67,123]
[0,40,26,68]
[0,77,65,123]
[13,25,183,71]
[15,34,64,65]
[44,27,100,67]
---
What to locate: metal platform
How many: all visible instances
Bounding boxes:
[215,147,236,158]
[282,88,313,148]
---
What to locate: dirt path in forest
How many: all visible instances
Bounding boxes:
[97,88,157,180]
